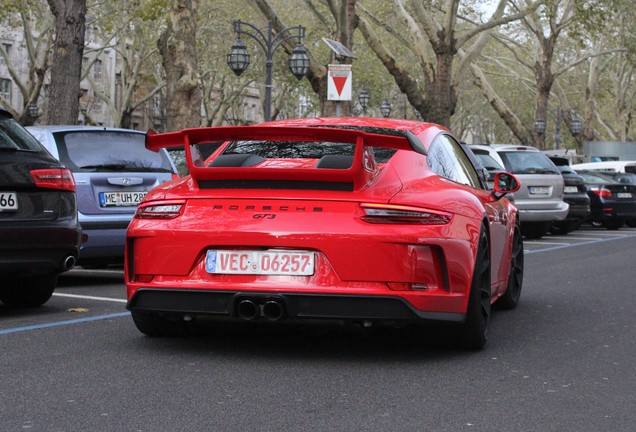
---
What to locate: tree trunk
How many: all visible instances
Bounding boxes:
[46,0,86,125]
[158,0,201,131]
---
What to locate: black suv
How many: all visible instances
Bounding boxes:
[0,109,81,307]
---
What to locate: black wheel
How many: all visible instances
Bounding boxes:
[603,219,624,230]
[522,222,549,239]
[551,220,576,235]
[495,222,524,310]
[454,227,491,350]
[0,274,57,307]
[627,219,636,228]
[131,310,193,337]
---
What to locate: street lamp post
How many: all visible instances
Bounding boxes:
[534,107,582,149]
[380,99,392,118]
[358,87,369,115]
[227,20,309,122]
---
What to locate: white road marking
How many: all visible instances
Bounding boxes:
[53,293,127,303]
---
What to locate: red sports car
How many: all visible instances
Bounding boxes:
[125,117,523,349]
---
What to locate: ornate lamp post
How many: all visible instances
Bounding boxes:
[227,20,309,122]
[534,108,583,150]
[358,87,370,115]
[380,99,392,118]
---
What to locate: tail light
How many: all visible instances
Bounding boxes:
[30,168,75,192]
[590,187,612,198]
[360,203,452,225]
[135,200,185,219]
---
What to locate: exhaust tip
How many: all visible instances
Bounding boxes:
[263,300,284,321]
[237,300,259,320]
[63,255,77,270]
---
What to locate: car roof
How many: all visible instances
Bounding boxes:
[26,125,144,134]
[490,144,541,152]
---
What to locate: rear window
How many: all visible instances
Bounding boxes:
[498,151,559,175]
[53,131,174,173]
[626,165,636,174]
[0,116,46,152]
[222,140,355,159]
[472,152,503,170]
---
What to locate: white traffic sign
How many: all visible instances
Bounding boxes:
[327,64,352,101]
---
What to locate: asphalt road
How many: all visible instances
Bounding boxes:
[1,227,635,431]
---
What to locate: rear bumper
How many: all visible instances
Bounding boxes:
[517,203,569,222]
[0,224,81,276]
[78,221,129,262]
[127,289,466,324]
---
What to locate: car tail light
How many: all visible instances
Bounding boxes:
[590,187,612,198]
[135,200,185,219]
[30,168,75,192]
[360,203,452,225]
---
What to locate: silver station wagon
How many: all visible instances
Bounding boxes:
[27,126,178,268]
[471,144,568,239]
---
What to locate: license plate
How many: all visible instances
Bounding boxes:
[206,250,315,276]
[617,192,632,198]
[0,192,18,212]
[564,186,578,193]
[99,191,147,207]
[528,186,550,195]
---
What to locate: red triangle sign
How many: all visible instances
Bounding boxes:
[332,76,347,96]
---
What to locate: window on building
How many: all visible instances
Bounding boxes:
[0,43,11,64]
[0,78,12,103]
[94,59,102,79]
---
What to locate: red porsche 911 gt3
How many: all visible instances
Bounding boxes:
[125,117,523,349]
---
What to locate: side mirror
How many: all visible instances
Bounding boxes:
[492,172,520,199]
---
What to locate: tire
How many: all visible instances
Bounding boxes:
[603,219,624,230]
[0,274,57,307]
[495,222,524,310]
[627,219,636,228]
[522,221,549,239]
[551,220,576,235]
[453,227,491,350]
[131,310,193,337]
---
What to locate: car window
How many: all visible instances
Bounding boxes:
[473,152,504,170]
[0,116,45,151]
[498,151,559,175]
[427,134,481,188]
[222,140,355,159]
[578,171,615,184]
[54,131,174,172]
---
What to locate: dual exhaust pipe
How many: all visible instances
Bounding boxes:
[237,299,285,322]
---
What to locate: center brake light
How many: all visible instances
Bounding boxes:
[135,200,186,219]
[30,168,76,192]
[360,203,452,225]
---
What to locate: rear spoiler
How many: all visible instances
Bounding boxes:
[145,126,427,189]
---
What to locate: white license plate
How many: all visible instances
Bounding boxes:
[0,192,18,212]
[206,250,315,276]
[99,191,147,207]
[564,186,578,193]
[617,192,632,198]
[528,186,550,195]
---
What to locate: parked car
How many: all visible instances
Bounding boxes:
[576,170,636,230]
[548,156,591,234]
[479,144,568,239]
[1,109,81,307]
[27,126,178,268]
[571,160,636,174]
[469,145,506,190]
[125,117,524,350]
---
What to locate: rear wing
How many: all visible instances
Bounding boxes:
[145,126,427,190]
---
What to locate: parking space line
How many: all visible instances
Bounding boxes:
[526,233,636,255]
[547,236,598,241]
[523,241,571,245]
[53,293,127,303]
[0,312,130,335]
